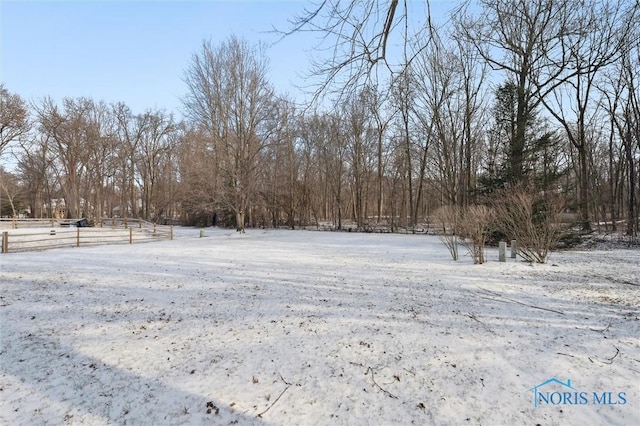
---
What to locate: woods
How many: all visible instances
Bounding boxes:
[1,0,639,238]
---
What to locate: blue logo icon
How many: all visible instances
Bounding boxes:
[530,377,627,407]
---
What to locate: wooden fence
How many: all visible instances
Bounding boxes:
[0,217,160,230]
[0,218,74,229]
[1,225,173,254]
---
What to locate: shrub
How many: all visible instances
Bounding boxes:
[492,188,565,263]
[433,205,461,261]
[459,205,493,264]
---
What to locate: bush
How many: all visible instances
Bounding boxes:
[433,205,461,261]
[459,205,493,264]
[492,188,565,263]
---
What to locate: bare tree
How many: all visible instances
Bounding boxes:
[275,99,303,229]
[257,97,301,228]
[82,100,117,220]
[280,1,435,100]
[134,110,176,221]
[604,40,640,237]
[183,36,278,232]
[292,114,320,227]
[341,91,377,228]
[34,97,92,218]
[176,126,220,226]
[112,102,147,219]
[539,0,638,231]
[318,112,349,229]
[360,85,393,223]
[391,68,417,227]
[389,62,434,228]
[0,84,30,156]
[16,134,58,218]
[0,167,26,217]
[411,31,465,207]
[452,32,488,206]
[34,97,123,220]
[295,111,334,226]
[457,0,580,185]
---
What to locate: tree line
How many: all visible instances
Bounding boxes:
[1,0,638,237]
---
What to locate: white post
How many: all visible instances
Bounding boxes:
[499,241,506,262]
[511,239,517,258]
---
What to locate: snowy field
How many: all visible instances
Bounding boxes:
[1,227,639,425]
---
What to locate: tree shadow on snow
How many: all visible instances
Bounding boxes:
[0,329,267,425]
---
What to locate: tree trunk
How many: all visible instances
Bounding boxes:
[578,148,592,231]
[377,131,384,223]
[624,129,637,236]
[236,211,245,233]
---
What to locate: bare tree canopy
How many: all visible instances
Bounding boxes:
[0,84,30,156]
[277,0,435,100]
[182,35,278,231]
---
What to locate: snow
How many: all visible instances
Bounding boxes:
[1,227,639,425]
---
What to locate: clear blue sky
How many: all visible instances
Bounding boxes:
[1,0,460,117]
[1,0,320,116]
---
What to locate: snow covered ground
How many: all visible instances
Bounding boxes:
[1,227,638,425]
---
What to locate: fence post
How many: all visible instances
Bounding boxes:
[154,223,157,235]
[129,227,133,244]
[499,241,506,262]
[2,231,8,253]
[511,239,517,259]
[170,226,173,240]
[77,227,81,247]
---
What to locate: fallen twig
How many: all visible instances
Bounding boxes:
[366,367,398,399]
[588,346,620,365]
[279,372,292,386]
[589,319,612,333]
[465,312,494,334]
[595,274,639,287]
[402,367,416,376]
[257,375,292,418]
[478,288,565,315]
[604,346,620,364]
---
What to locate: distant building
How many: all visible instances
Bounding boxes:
[45,198,67,219]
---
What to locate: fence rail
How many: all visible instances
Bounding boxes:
[1,226,173,253]
[0,217,160,230]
